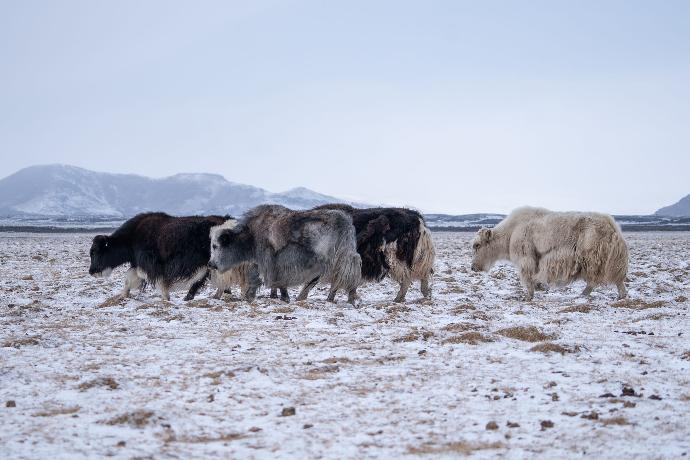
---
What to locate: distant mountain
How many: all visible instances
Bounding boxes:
[655,194,690,217]
[0,165,361,218]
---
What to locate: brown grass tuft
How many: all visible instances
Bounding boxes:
[33,405,80,417]
[442,322,481,333]
[97,295,125,308]
[303,365,340,380]
[611,299,664,310]
[322,356,353,364]
[450,304,476,315]
[529,342,571,354]
[498,326,555,342]
[393,328,434,343]
[633,312,672,322]
[559,305,592,314]
[443,332,493,345]
[104,410,155,428]
[407,441,504,455]
[3,336,40,348]
[78,377,119,391]
[601,416,630,426]
[168,432,245,444]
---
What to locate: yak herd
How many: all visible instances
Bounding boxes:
[89,205,629,303]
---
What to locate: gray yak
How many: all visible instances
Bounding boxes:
[208,205,362,303]
[470,207,628,301]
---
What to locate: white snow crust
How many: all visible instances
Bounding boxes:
[1,232,689,459]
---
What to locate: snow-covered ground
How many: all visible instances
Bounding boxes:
[1,232,689,459]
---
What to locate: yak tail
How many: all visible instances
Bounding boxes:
[604,217,629,284]
[579,215,629,286]
[412,218,436,279]
[328,222,362,293]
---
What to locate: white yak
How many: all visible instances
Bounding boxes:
[470,207,628,300]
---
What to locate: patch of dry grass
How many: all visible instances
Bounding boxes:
[633,312,672,322]
[322,356,353,364]
[203,370,236,385]
[450,304,476,315]
[529,342,571,355]
[601,416,630,426]
[303,365,340,380]
[497,326,555,342]
[442,322,481,333]
[3,336,40,348]
[611,299,665,310]
[559,305,592,314]
[33,405,80,417]
[168,432,245,444]
[104,410,155,428]
[393,328,434,343]
[78,377,119,391]
[443,332,493,345]
[407,441,504,455]
[97,295,125,308]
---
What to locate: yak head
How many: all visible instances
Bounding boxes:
[470,228,500,272]
[88,235,125,277]
[208,221,254,273]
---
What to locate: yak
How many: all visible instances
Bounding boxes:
[470,206,629,300]
[311,204,436,302]
[208,205,361,304]
[88,212,259,301]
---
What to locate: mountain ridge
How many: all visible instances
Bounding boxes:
[655,194,690,217]
[0,164,361,218]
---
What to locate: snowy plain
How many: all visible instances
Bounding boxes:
[1,232,689,459]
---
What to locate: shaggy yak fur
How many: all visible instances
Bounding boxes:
[470,207,629,301]
[88,212,259,301]
[312,204,436,302]
[208,205,362,304]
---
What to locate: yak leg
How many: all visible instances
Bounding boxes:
[120,268,142,298]
[518,259,537,301]
[347,289,357,305]
[393,279,411,303]
[270,288,278,299]
[581,283,594,297]
[616,282,627,300]
[296,277,319,301]
[184,271,209,301]
[242,266,261,301]
[279,287,290,303]
[159,283,171,301]
[326,286,338,302]
[244,283,258,301]
[212,286,224,299]
[420,277,432,299]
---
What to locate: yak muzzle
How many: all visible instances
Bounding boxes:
[208,261,218,270]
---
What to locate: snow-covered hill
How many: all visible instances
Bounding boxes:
[0,165,357,218]
[656,194,690,217]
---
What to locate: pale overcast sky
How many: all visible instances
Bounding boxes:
[1,0,688,214]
